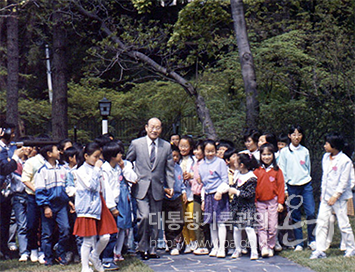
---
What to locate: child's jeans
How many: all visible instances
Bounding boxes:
[288,182,316,247]
[27,194,41,251]
[40,203,70,263]
[12,192,29,256]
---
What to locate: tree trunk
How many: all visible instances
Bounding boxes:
[51,2,68,141]
[128,50,217,139]
[72,1,217,140]
[0,17,6,92]
[6,4,19,138]
[230,0,259,129]
[194,92,216,139]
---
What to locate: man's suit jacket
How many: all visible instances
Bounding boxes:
[126,136,174,201]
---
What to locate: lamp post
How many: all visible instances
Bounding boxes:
[98,97,111,135]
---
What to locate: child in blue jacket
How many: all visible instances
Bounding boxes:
[35,144,70,266]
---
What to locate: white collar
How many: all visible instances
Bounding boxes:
[262,164,274,172]
[289,143,301,151]
[146,136,159,146]
[327,151,342,161]
[205,156,217,164]
[235,171,256,187]
[44,160,60,169]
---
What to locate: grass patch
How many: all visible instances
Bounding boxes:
[0,255,154,272]
[280,216,355,272]
[280,248,355,272]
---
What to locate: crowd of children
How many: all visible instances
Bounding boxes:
[1,123,355,272]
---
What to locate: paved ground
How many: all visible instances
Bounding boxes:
[145,249,314,272]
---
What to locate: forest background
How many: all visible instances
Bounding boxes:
[1,0,355,197]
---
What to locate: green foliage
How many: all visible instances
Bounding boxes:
[131,0,153,13]
[242,0,355,188]
[66,78,197,142]
[0,90,51,136]
[168,0,234,67]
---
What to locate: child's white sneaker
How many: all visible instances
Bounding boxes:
[19,254,29,262]
[250,251,259,260]
[231,249,241,259]
[30,250,38,262]
[193,248,209,255]
[268,248,274,257]
[170,248,179,256]
[294,245,303,251]
[241,247,248,254]
[261,247,269,257]
[89,253,104,272]
[38,254,46,264]
[9,245,17,251]
[309,241,317,251]
[209,248,218,257]
[184,244,192,254]
[216,248,225,258]
[344,250,355,258]
[275,241,283,252]
[310,250,326,259]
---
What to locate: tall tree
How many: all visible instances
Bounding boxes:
[6,1,19,137]
[0,16,6,92]
[51,1,68,140]
[230,0,259,129]
[71,1,217,139]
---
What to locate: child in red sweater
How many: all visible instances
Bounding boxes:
[254,143,285,258]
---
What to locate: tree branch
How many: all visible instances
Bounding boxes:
[70,0,196,97]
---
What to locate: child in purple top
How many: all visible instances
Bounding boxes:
[199,140,229,258]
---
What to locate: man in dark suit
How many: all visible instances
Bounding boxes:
[126,117,174,260]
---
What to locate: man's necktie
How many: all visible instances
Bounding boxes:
[150,141,156,166]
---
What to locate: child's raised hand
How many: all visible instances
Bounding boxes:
[95,159,103,168]
[118,159,124,169]
[214,192,222,201]
[277,203,284,213]
[13,147,24,159]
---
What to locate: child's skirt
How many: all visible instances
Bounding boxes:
[204,193,230,224]
[116,181,132,229]
[73,194,117,237]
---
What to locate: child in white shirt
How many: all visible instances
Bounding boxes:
[310,132,355,259]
